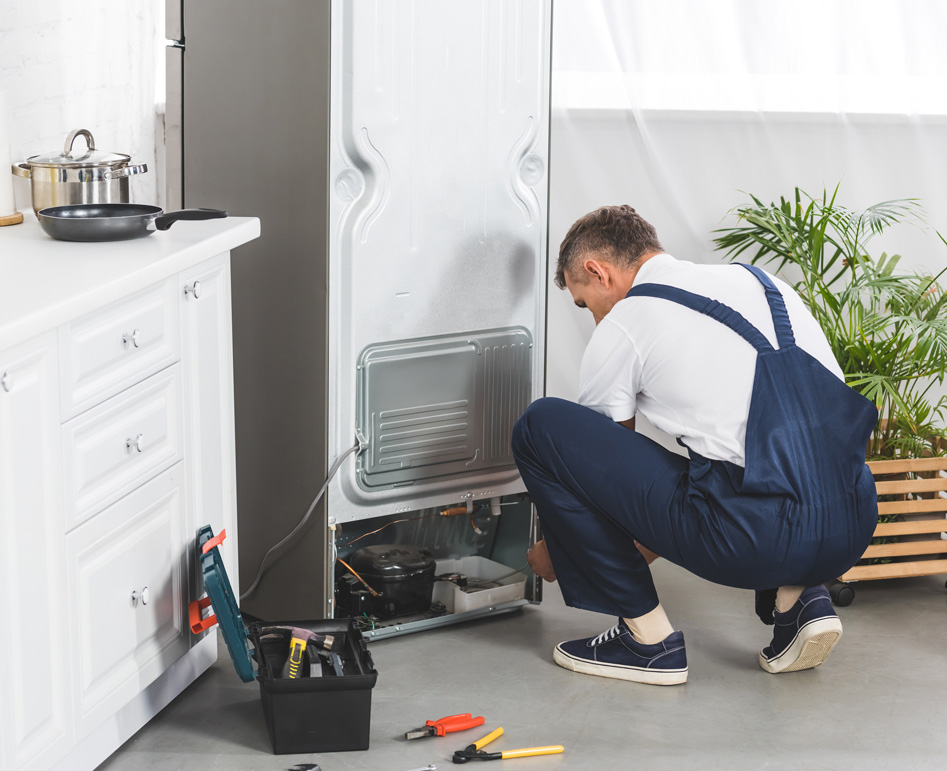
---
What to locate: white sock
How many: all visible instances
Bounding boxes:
[623,603,675,645]
[775,586,805,613]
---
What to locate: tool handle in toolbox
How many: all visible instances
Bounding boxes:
[188,596,218,634]
[433,714,485,736]
[201,528,227,554]
[501,745,565,759]
[472,727,504,749]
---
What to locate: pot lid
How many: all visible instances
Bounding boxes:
[26,128,131,168]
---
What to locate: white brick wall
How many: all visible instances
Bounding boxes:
[0,0,163,211]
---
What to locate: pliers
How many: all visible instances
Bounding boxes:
[452,727,564,763]
[405,712,485,740]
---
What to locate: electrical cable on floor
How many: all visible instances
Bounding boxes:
[240,442,361,601]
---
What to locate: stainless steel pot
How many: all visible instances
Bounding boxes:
[11,129,148,215]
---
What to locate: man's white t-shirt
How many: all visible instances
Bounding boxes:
[577,254,844,467]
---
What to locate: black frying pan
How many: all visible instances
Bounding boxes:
[37,203,228,242]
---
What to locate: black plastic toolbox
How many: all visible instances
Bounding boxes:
[189,525,378,754]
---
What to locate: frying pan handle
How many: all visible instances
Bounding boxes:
[154,208,228,231]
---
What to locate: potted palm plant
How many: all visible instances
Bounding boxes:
[713,187,947,604]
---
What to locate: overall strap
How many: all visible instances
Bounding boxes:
[625,283,774,353]
[738,264,796,348]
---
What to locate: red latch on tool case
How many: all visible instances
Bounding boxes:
[190,529,226,633]
[188,595,218,634]
[201,528,227,554]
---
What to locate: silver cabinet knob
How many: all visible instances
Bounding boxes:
[184,280,202,299]
[122,328,141,348]
[126,433,144,453]
[1,372,10,393]
[131,586,150,606]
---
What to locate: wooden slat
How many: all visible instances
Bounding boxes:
[840,558,947,582]
[877,499,947,516]
[874,519,947,537]
[875,478,947,495]
[861,540,947,559]
[868,458,947,474]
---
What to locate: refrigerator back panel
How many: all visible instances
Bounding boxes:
[328,0,551,523]
[355,327,532,490]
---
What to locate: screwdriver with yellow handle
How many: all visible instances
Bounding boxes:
[452,727,564,764]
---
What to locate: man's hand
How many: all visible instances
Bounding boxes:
[527,539,557,582]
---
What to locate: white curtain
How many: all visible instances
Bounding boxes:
[547,0,947,417]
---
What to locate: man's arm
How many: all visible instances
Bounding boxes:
[619,417,636,431]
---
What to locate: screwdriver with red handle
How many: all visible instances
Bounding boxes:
[405,713,485,740]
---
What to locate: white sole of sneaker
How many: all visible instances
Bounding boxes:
[759,616,843,674]
[553,645,688,685]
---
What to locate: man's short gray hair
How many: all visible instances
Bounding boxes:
[556,205,663,289]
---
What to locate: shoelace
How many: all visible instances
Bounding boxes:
[591,625,623,646]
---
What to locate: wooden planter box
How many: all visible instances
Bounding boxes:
[837,457,947,595]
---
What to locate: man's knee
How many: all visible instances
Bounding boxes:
[512,397,576,459]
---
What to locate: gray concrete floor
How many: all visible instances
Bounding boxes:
[101,561,947,771]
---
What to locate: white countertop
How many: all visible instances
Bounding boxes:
[0,214,261,350]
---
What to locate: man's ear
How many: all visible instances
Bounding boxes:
[583,258,612,287]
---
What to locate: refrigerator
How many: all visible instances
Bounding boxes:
[166,0,552,639]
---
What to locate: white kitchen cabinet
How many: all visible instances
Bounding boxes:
[62,365,185,530]
[0,216,259,771]
[66,466,188,739]
[0,334,72,771]
[179,254,238,597]
[58,278,180,421]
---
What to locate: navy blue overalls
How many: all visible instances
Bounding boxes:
[511,264,879,618]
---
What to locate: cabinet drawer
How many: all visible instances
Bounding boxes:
[66,466,188,740]
[59,279,180,418]
[63,365,184,530]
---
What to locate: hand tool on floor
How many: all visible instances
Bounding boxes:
[451,727,564,764]
[405,713,485,740]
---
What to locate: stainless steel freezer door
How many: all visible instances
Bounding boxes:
[327,0,552,524]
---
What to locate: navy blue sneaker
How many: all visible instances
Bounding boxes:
[553,620,688,685]
[759,585,842,674]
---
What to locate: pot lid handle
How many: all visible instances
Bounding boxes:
[64,129,95,156]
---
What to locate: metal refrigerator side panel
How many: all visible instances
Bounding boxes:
[183,0,333,620]
[327,0,552,524]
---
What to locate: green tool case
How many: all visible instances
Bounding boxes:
[189,525,378,753]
